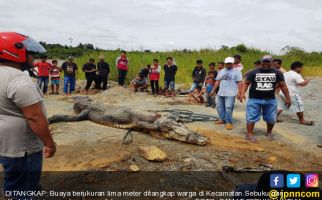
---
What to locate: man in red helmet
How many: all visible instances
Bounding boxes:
[0,32,56,199]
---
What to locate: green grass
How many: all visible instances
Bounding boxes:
[74,47,322,84]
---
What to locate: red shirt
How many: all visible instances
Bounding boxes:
[34,61,52,77]
[116,56,129,71]
[50,66,61,80]
[149,65,161,81]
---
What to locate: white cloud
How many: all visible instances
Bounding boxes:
[1,0,322,53]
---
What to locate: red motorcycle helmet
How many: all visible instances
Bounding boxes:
[0,32,46,63]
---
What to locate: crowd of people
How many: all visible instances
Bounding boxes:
[130,56,178,98]
[126,54,314,143]
[33,51,131,96]
[34,51,315,143]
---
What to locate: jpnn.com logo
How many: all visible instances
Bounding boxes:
[269,190,320,200]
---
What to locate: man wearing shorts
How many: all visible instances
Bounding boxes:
[49,60,61,94]
[277,61,313,125]
[239,55,291,142]
[164,57,178,98]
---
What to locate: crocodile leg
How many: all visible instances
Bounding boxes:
[133,120,160,131]
[122,129,134,145]
[48,109,90,124]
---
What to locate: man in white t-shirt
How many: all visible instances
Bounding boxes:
[277,61,313,125]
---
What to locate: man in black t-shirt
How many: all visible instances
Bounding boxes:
[61,56,78,96]
[82,58,97,93]
[97,55,110,90]
[164,57,178,98]
[190,60,206,92]
[238,55,291,143]
[140,65,151,79]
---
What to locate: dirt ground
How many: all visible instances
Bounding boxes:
[43,78,322,172]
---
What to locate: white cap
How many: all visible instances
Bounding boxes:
[224,57,235,64]
[99,55,105,59]
[261,55,273,62]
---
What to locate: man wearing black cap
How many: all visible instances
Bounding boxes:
[238,55,291,143]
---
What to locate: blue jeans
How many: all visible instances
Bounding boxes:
[36,76,49,94]
[216,96,235,124]
[189,82,203,92]
[206,94,216,107]
[0,151,43,199]
[63,76,76,94]
[164,80,175,91]
[246,98,277,124]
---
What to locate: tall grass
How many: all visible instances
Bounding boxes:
[74,48,322,84]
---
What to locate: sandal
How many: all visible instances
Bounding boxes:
[245,135,258,143]
[299,121,314,126]
[266,134,275,141]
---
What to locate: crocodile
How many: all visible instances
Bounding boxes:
[48,96,209,145]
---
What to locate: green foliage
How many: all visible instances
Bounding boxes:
[37,42,98,59]
[42,43,322,83]
[74,45,269,84]
[235,44,248,53]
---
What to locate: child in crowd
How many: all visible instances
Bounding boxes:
[149,59,161,96]
[116,51,129,86]
[208,62,218,78]
[188,86,204,104]
[49,60,62,95]
[205,77,216,108]
[131,73,149,92]
[164,57,178,99]
[190,60,206,92]
[206,70,216,80]
[206,71,218,95]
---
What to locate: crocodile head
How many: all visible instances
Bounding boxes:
[156,118,209,145]
[72,96,92,114]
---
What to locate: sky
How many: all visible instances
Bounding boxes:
[1,0,322,53]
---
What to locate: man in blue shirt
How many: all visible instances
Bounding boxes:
[211,57,243,130]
